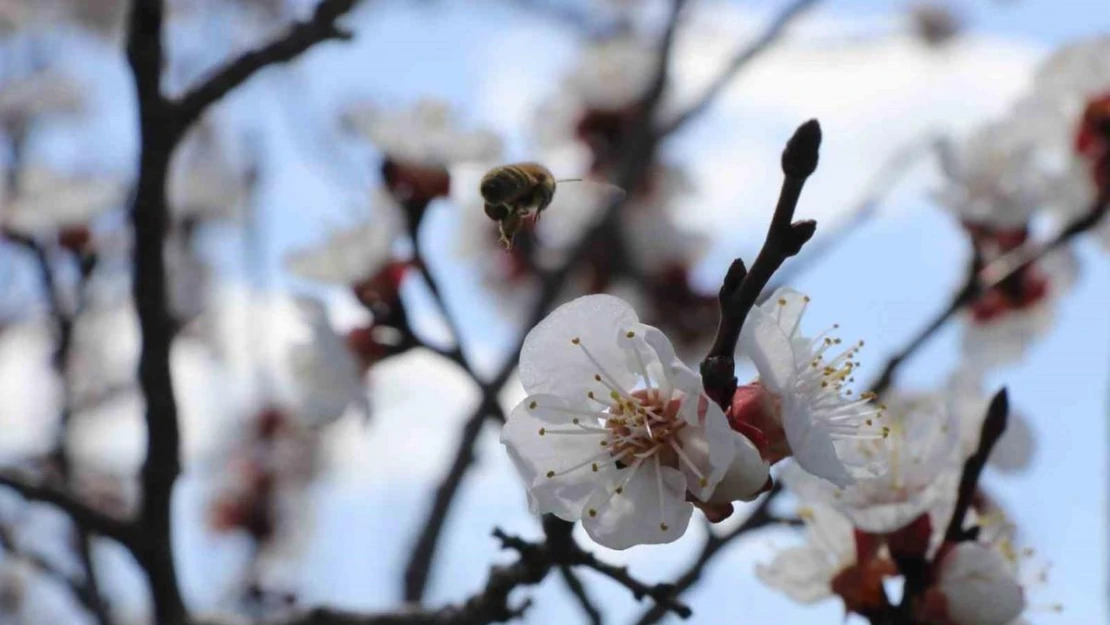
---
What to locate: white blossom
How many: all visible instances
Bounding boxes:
[737,287,885,487]
[934,119,1053,229]
[0,70,83,126]
[169,118,252,220]
[284,190,403,285]
[755,504,857,604]
[343,99,501,166]
[288,298,369,426]
[564,36,657,111]
[501,294,768,549]
[781,394,960,533]
[934,542,1026,625]
[946,369,1035,472]
[2,167,125,236]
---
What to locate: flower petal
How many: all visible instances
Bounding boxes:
[581,460,691,550]
[707,432,770,503]
[782,394,855,487]
[674,400,737,501]
[939,543,1026,625]
[500,394,614,521]
[756,546,838,604]
[738,304,795,394]
[519,294,640,403]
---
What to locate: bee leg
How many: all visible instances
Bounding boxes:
[498,212,523,250]
[484,202,509,221]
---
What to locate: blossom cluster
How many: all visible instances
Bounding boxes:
[937,36,1109,372]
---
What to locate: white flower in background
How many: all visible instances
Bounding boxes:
[501,294,768,549]
[565,36,656,111]
[961,246,1077,370]
[929,542,1026,625]
[780,394,960,533]
[735,288,885,487]
[756,504,858,603]
[169,118,253,220]
[284,190,403,285]
[620,167,708,275]
[934,119,1053,229]
[1029,36,1110,118]
[165,233,210,321]
[0,70,83,126]
[2,167,125,236]
[288,298,368,426]
[343,99,502,166]
[946,369,1035,472]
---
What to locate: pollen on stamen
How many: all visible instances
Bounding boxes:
[778,298,787,306]
[881,426,891,438]
[600,440,609,447]
[594,374,602,381]
[546,471,555,478]
[698,477,708,488]
[591,463,599,472]
[539,428,546,436]
[529,401,537,410]
[588,508,597,517]
[803,296,811,302]
[659,522,669,531]
[571,337,581,345]
[572,418,580,424]
[626,330,635,338]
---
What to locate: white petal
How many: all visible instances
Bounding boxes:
[939,543,1026,625]
[756,288,811,338]
[989,409,1035,472]
[581,460,691,550]
[708,432,770,503]
[519,294,640,401]
[674,400,737,501]
[756,546,837,604]
[738,304,795,393]
[782,394,855,487]
[641,326,701,421]
[500,395,614,521]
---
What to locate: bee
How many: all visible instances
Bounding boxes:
[479,162,623,248]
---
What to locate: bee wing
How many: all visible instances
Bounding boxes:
[557,179,627,205]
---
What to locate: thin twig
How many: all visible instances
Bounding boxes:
[174,0,361,130]
[763,134,940,297]
[0,473,133,544]
[701,120,821,407]
[400,0,687,603]
[658,0,821,137]
[868,192,1108,396]
[631,484,784,625]
[945,389,1009,542]
[558,566,603,625]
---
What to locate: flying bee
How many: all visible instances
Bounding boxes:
[479,162,624,248]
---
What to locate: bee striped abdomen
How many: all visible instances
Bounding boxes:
[480,165,536,205]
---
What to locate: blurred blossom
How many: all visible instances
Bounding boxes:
[961,246,1077,370]
[0,70,84,130]
[288,297,368,426]
[1,167,125,237]
[920,541,1026,625]
[284,189,404,286]
[934,119,1052,229]
[501,294,769,549]
[779,394,960,534]
[68,303,137,406]
[757,504,895,614]
[169,118,255,221]
[731,288,886,487]
[344,98,502,168]
[946,368,1036,472]
[165,231,211,322]
[59,0,127,39]
[565,36,655,112]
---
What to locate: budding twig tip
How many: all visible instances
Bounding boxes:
[782,119,822,178]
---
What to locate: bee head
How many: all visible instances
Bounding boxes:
[480,173,514,204]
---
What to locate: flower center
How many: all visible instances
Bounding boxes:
[604,389,687,467]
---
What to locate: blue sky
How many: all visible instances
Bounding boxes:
[2,0,1107,623]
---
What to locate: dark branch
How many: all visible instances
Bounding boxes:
[174,0,361,130]
[558,566,604,625]
[632,484,784,625]
[701,120,821,407]
[659,0,821,136]
[402,399,504,601]
[0,473,133,545]
[945,389,1009,542]
[869,191,1108,396]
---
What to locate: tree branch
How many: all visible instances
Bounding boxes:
[631,484,784,625]
[174,0,361,130]
[868,191,1108,396]
[0,473,133,545]
[945,388,1009,542]
[658,0,821,137]
[701,120,821,407]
